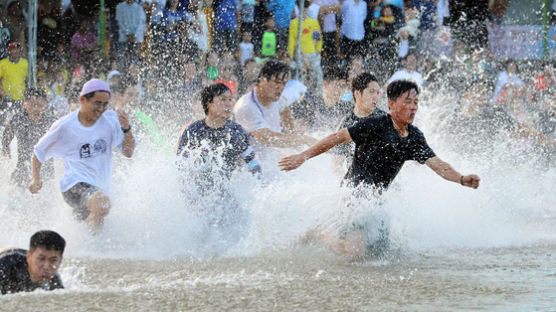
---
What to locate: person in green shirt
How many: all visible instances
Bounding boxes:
[261,16,277,57]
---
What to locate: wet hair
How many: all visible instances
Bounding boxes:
[386,80,419,101]
[29,230,66,254]
[257,60,290,83]
[351,72,379,95]
[201,83,231,115]
[24,88,47,99]
[323,60,348,82]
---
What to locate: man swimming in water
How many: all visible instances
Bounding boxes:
[279,80,480,259]
[0,230,65,295]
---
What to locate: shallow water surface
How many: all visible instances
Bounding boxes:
[2,244,555,311]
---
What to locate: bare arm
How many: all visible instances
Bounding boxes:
[425,156,480,189]
[117,109,135,158]
[29,155,43,193]
[122,131,135,158]
[278,128,352,171]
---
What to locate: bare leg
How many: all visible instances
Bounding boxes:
[301,228,367,261]
[84,191,111,229]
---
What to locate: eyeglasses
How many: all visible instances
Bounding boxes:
[92,102,109,110]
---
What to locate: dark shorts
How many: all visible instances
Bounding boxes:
[62,182,99,220]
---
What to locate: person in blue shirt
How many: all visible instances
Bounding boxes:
[159,0,192,43]
[267,0,296,52]
[212,0,240,54]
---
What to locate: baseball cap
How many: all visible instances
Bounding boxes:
[80,78,111,97]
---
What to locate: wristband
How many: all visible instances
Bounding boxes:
[122,125,131,133]
[460,175,464,185]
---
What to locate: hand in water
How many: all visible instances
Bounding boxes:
[462,174,480,189]
[28,178,43,194]
[278,154,307,171]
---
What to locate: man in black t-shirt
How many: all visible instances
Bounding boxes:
[1,89,56,186]
[0,230,65,295]
[334,72,386,169]
[279,80,480,259]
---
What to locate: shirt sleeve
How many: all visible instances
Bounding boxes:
[0,253,13,294]
[34,120,65,163]
[307,4,320,19]
[330,115,352,156]
[278,96,289,111]
[410,128,436,164]
[176,126,190,157]
[238,128,261,174]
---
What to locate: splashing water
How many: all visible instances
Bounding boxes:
[1,86,554,261]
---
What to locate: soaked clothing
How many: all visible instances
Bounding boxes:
[1,110,56,186]
[0,248,63,295]
[62,182,100,220]
[334,108,387,158]
[346,113,436,189]
[176,119,261,179]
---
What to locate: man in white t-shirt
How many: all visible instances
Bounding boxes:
[233,60,316,148]
[29,79,136,229]
[387,53,425,88]
[340,0,367,59]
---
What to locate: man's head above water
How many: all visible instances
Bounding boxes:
[26,230,65,283]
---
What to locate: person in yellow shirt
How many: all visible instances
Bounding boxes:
[0,42,28,102]
[288,1,324,96]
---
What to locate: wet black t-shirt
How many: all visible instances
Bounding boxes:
[346,114,436,189]
[176,119,260,177]
[335,108,387,158]
[0,249,63,295]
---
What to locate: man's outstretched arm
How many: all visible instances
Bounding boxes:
[425,156,480,189]
[278,128,352,171]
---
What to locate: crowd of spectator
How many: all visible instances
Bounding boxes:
[0,0,555,175]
